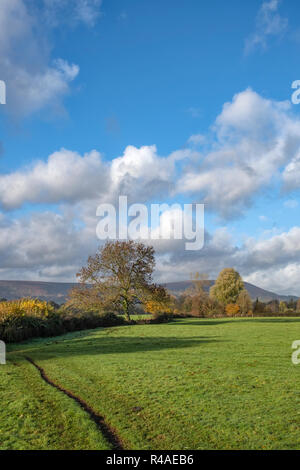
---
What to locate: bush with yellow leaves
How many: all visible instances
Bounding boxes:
[0,298,54,320]
[225,303,240,317]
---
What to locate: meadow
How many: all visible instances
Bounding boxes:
[1,317,300,450]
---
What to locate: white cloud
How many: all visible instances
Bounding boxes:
[232,226,300,295]
[43,0,102,27]
[110,144,181,203]
[245,264,300,296]
[156,225,300,295]
[1,89,300,219]
[0,0,100,116]
[0,209,97,281]
[187,134,206,146]
[282,151,300,191]
[2,89,300,219]
[240,227,300,269]
[0,144,187,210]
[1,87,300,290]
[0,149,108,210]
[245,0,288,54]
[177,89,300,218]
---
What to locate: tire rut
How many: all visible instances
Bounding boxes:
[25,356,124,450]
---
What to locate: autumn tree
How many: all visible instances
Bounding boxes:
[225,303,240,317]
[186,272,208,316]
[181,273,224,318]
[210,268,244,305]
[71,240,159,321]
[279,301,287,313]
[237,289,252,316]
[145,284,173,316]
[297,299,300,312]
[189,272,210,296]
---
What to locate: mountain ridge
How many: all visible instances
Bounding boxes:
[0,279,297,304]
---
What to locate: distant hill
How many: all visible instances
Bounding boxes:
[163,281,298,303]
[0,279,297,304]
[0,280,76,304]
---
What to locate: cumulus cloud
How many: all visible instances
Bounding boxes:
[0,144,184,210]
[2,89,300,218]
[245,0,288,54]
[0,0,100,116]
[2,88,300,215]
[110,145,181,203]
[177,89,300,218]
[238,227,300,271]
[153,225,300,295]
[245,264,300,296]
[0,149,109,210]
[0,209,99,281]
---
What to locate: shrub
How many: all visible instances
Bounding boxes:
[226,303,240,317]
[0,298,55,318]
[135,311,173,324]
[204,297,225,317]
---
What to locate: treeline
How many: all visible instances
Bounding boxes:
[172,269,300,318]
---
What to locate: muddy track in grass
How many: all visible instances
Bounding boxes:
[25,356,125,450]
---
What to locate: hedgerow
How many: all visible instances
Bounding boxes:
[0,299,125,343]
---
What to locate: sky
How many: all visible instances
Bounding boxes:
[1,0,300,295]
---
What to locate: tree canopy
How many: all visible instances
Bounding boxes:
[70,240,167,320]
[210,268,244,305]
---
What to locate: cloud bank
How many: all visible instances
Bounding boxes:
[1,88,300,294]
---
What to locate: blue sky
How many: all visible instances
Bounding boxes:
[1,0,300,295]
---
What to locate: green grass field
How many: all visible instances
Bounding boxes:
[1,318,300,450]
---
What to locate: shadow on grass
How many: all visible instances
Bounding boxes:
[243,318,300,323]
[170,317,300,326]
[169,320,229,326]
[11,334,222,361]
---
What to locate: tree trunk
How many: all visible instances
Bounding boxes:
[123,298,130,322]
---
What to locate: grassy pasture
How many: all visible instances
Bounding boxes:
[1,318,300,450]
